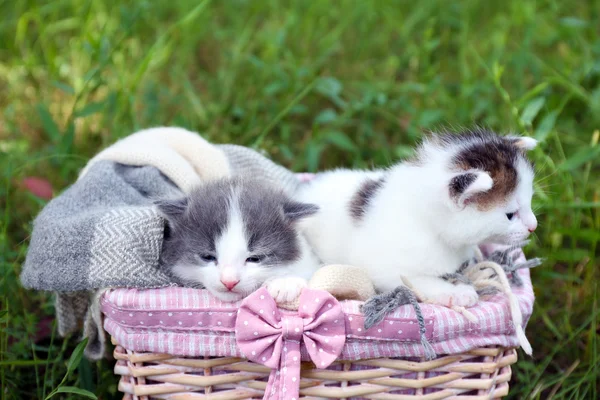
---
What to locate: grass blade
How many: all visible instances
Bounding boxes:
[253,78,317,148]
[53,386,97,399]
[36,104,61,143]
[65,338,87,377]
[520,97,546,126]
[558,146,600,172]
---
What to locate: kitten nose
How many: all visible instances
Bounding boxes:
[527,219,538,233]
[221,279,239,291]
[524,212,537,233]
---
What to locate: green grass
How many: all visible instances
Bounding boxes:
[1,0,598,398]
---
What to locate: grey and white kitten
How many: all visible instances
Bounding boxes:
[156,177,320,302]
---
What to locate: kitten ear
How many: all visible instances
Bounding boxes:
[155,197,188,225]
[282,201,319,222]
[506,135,537,151]
[449,171,493,208]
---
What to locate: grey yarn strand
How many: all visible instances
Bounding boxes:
[361,286,436,360]
[403,287,437,360]
[485,241,543,286]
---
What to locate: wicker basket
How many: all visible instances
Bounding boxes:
[103,267,533,400]
[112,337,516,399]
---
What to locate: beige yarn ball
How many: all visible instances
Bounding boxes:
[277,264,376,310]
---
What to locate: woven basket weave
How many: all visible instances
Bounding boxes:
[112,336,517,400]
[104,267,534,400]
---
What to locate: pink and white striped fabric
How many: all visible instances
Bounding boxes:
[101,269,534,360]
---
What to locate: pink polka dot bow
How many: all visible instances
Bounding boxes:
[235,287,346,400]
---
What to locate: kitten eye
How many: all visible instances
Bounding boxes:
[200,254,217,263]
[245,255,264,263]
[506,212,515,220]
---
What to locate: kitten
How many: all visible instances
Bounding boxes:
[156,177,320,302]
[297,129,538,307]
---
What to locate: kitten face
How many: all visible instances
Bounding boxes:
[156,178,318,301]
[420,129,538,246]
[481,157,536,244]
[449,158,536,245]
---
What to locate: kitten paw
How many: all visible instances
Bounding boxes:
[266,277,307,303]
[427,284,478,308]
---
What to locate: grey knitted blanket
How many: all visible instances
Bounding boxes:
[21,131,299,359]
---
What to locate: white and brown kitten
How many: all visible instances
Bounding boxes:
[297,129,538,307]
[156,177,320,302]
